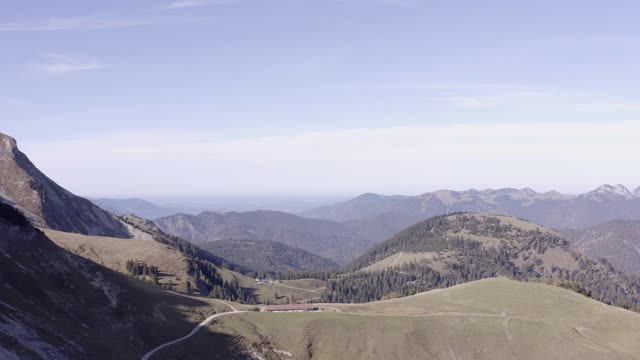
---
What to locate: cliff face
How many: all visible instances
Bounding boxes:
[0,132,128,237]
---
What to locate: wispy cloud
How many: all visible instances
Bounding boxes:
[158,1,212,10]
[33,54,105,74]
[429,96,506,109]
[564,102,640,111]
[339,81,544,91]
[303,0,426,11]
[340,81,550,108]
[0,14,210,32]
[428,90,547,109]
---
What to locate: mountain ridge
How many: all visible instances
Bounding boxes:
[155,210,387,264]
[302,184,640,230]
[90,197,178,219]
[0,131,129,237]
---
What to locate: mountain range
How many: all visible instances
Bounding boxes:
[154,210,396,264]
[302,185,640,229]
[155,185,640,266]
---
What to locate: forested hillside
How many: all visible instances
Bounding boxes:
[562,219,640,274]
[155,210,384,264]
[324,213,640,311]
[202,239,338,273]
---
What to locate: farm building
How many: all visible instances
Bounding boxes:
[260,304,320,312]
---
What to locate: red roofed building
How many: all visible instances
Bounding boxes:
[260,304,320,312]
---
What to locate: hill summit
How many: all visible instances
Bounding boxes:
[325,213,640,310]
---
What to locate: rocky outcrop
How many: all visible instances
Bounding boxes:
[0,132,129,237]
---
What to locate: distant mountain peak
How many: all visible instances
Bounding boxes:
[587,184,636,200]
[355,192,383,200]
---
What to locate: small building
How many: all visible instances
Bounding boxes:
[260,304,320,312]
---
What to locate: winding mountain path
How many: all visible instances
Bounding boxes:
[141,300,244,360]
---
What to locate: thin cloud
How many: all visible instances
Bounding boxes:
[156,0,246,10]
[0,14,211,32]
[338,81,544,91]
[158,1,211,10]
[34,54,105,74]
[566,102,640,111]
[303,0,426,11]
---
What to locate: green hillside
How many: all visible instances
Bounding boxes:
[160,278,640,360]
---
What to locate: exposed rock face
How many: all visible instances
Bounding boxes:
[0,132,128,237]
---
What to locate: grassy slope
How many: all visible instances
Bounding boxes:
[360,251,439,272]
[174,278,640,360]
[44,228,192,290]
[45,228,326,308]
[44,228,325,304]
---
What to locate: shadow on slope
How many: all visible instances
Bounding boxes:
[0,203,241,359]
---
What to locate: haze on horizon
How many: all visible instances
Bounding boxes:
[2,0,639,197]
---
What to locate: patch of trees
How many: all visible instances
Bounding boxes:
[261,270,337,282]
[125,259,159,285]
[186,257,257,304]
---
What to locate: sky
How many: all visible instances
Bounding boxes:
[1,0,639,197]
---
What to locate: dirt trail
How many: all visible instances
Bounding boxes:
[140,299,243,360]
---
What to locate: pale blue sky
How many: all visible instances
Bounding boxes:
[1,0,639,196]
